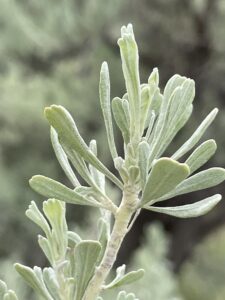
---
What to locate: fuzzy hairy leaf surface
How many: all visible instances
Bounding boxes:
[74,241,102,300]
[141,158,190,206]
[146,194,221,218]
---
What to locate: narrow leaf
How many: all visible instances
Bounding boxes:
[157,104,193,157]
[112,97,130,144]
[114,157,129,183]
[43,199,67,258]
[26,201,51,238]
[157,167,225,202]
[97,218,110,264]
[67,149,95,187]
[68,231,82,248]
[157,79,195,156]
[74,241,101,300]
[38,235,53,265]
[89,140,105,191]
[145,194,221,218]
[118,24,141,138]
[145,111,156,142]
[43,268,61,300]
[15,264,53,300]
[185,139,217,174]
[51,127,80,187]
[149,78,194,165]
[99,62,118,159]
[44,105,123,189]
[29,175,100,207]
[140,86,151,134]
[105,268,144,289]
[163,74,186,100]
[138,141,150,188]
[148,88,162,117]
[148,67,159,86]
[141,158,190,206]
[172,108,218,160]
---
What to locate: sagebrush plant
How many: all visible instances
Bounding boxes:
[1,24,225,300]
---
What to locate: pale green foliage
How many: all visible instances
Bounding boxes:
[0,280,18,300]
[128,223,183,300]
[0,24,224,299]
[179,225,225,300]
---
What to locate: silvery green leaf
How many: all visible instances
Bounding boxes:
[50,128,80,187]
[97,218,110,264]
[157,167,225,202]
[163,74,187,100]
[29,175,100,207]
[104,267,144,289]
[114,157,129,183]
[99,62,118,159]
[147,91,170,165]
[148,67,159,86]
[15,264,53,300]
[145,194,221,218]
[68,231,82,248]
[157,104,193,157]
[185,139,217,174]
[89,140,105,191]
[103,264,126,290]
[145,111,156,142]
[128,166,140,185]
[74,240,101,300]
[0,280,7,298]
[44,105,123,189]
[140,86,151,134]
[67,150,95,187]
[138,141,150,188]
[118,24,141,138]
[148,78,194,164]
[74,186,95,197]
[116,291,139,300]
[38,235,53,265]
[43,199,67,258]
[141,158,190,206]
[157,79,195,156]
[122,98,130,125]
[43,268,61,300]
[148,87,163,117]
[3,291,18,300]
[26,201,51,238]
[112,97,130,144]
[166,79,195,129]
[172,108,218,160]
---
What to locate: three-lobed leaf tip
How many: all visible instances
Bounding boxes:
[44,105,55,118]
[29,175,40,187]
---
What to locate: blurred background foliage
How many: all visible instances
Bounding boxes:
[0,0,225,298]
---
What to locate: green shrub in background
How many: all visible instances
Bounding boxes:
[0,0,124,261]
[128,223,183,300]
[179,225,225,300]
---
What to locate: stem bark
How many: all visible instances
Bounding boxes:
[83,186,138,300]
